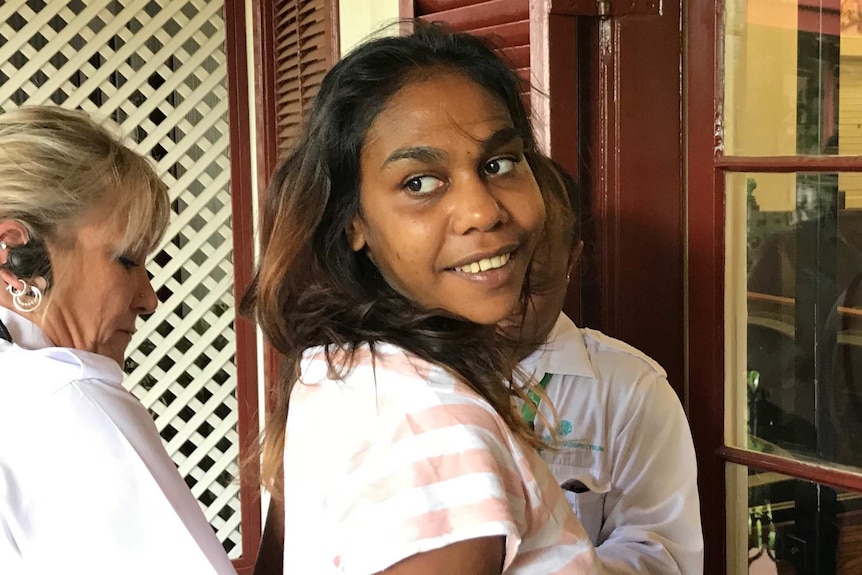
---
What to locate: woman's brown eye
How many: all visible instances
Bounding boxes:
[403,175,441,194]
[484,157,517,176]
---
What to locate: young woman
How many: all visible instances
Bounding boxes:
[244,25,599,575]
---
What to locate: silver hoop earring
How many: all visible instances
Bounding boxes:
[0,240,6,251]
[7,280,42,313]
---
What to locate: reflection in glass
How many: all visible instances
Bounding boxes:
[723,0,860,157]
[743,171,862,470]
[734,464,862,574]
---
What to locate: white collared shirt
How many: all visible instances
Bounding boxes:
[520,313,703,575]
[0,308,236,574]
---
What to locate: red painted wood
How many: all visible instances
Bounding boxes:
[716,155,862,172]
[414,0,528,31]
[719,446,862,493]
[575,4,685,398]
[575,15,609,337]
[328,0,340,61]
[417,0,508,12]
[253,0,278,195]
[541,6,581,323]
[400,0,416,18]
[251,0,283,424]
[225,0,261,570]
[687,0,726,572]
[470,19,529,46]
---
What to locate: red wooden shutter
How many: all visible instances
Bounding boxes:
[273,0,338,155]
[399,0,579,185]
[403,1,531,100]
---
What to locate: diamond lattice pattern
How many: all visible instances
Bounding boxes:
[0,0,242,557]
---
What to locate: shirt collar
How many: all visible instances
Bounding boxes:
[519,312,597,380]
[0,306,55,350]
[0,306,124,384]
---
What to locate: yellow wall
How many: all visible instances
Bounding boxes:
[726,0,798,211]
[338,0,400,57]
[839,56,862,207]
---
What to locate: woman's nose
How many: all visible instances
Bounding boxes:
[135,269,159,315]
[450,176,510,235]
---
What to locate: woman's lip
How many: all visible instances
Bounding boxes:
[446,244,520,271]
[446,250,518,287]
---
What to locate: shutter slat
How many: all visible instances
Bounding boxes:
[300,20,326,40]
[411,0,531,107]
[273,0,334,153]
[275,27,299,45]
[276,55,302,75]
[275,1,298,22]
[417,0,528,32]
[470,20,529,48]
[416,0,492,12]
[499,45,529,69]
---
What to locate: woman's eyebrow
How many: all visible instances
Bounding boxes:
[383,146,447,168]
[480,126,522,157]
[381,126,522,168]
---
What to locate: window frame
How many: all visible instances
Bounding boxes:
[687,2,862,573]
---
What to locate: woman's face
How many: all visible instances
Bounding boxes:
[39,205,158,365]
[350,72,545,325]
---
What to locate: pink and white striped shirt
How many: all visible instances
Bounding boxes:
[281,343,600,574]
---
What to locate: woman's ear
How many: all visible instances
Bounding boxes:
[566,241,584,280]
[347,215,367,252]
[0,220,30,267]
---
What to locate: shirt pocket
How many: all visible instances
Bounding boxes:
[550,463,609,546]
[566,489,605,545]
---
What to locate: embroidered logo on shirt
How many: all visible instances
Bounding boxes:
[543,419,605,453]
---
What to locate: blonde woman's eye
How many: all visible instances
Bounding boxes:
[403,175,443,194]
[117,255,139,270]
[484,157,517,176]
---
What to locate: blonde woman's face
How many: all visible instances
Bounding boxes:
[39,206,158,365]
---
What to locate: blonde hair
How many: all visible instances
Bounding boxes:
[0,106,170,261]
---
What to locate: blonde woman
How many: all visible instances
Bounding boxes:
[0,107,235,574]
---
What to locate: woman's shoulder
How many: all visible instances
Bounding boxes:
[0,346,131,446]
[299,342,483,397]
[0,345,123,397]
[294,342,511,443]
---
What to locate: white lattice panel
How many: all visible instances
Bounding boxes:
[0,0,243,557]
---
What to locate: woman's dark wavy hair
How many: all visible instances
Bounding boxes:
[241,22,554,496]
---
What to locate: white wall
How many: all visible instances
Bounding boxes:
[338,0,400,57]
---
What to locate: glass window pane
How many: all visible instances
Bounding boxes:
[727,463,862,574]
[723,1,861,156]
[727,171,862,471]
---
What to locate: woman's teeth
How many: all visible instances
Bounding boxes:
[455,252,511,274]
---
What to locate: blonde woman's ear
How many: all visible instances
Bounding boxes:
[0,219,30,267]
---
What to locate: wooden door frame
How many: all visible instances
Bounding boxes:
[557,2,686,402]
[686,1,727,572]
[224,0,262,572]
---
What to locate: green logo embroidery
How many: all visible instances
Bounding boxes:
[542,420,605,453]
